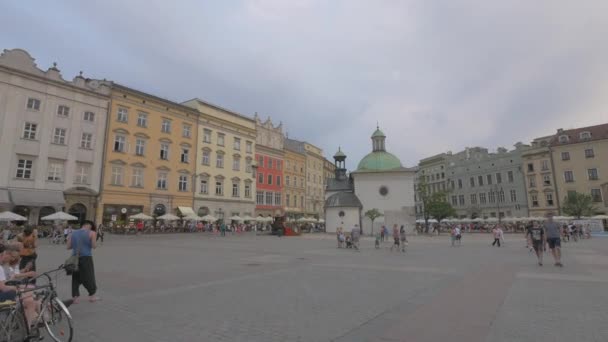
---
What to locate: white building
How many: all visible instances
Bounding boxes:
[325,127,416,235]
[0,49,110,223]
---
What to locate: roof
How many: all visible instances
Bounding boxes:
[181,97,255,123]
[371,128,386,138]
[356,151,403,172]
[284,138,306,154]
[549,123,608,146]
[326,178,353,192]
[333,147,346,158]
[325,192,362,209]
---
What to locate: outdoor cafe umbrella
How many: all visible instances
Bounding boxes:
[41,211,78,221]
[592,215,608,219]
[318,219,325,223]
[242,215,254,222]
[201,215,217,222]
[184,215,203,221]
[129,213,154,221]
[229,215,243,221]
[0,211,27,221]
[156,213,180,221]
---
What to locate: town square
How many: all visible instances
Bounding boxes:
[1,1,608,341]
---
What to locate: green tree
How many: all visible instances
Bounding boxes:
[364,208,383,236]
[562,192,597,218]
[427,192,457,224]
[415,178,432,233]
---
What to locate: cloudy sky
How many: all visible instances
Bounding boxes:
[2,0,607,169]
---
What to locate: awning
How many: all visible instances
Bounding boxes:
[10,189,64,207]
[0,189,9,205]
[177,206,195,216]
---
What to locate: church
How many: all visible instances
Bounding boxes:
[324,127,417,235]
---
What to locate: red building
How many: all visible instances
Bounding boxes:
[254,115,285,217]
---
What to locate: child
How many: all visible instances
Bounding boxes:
[375,232,380,249]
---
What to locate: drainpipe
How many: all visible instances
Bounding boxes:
[549,147,561,215]
[96,95,112,224]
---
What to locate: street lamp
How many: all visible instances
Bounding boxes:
[493,185,504,223]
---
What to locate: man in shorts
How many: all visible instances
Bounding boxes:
[527,221,545,266]
[543,213,563,267]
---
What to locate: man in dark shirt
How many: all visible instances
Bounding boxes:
[527,221,545,266]
[543,213,563,267]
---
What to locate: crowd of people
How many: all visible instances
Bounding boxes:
[336,224,409,253]
[105,220,270,235]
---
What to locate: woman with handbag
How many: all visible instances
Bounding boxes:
[67,220,98,304]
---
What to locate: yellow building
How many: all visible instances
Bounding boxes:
[97,84,199,223]
[182,99,256,220]
[283,146,307,219]
[522,136,560,217]
[323,157,336,188]
[550,124,608,214]
[304,142,325,217]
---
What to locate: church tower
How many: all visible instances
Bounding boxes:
[333,147,347,180]
[371,125,386,152]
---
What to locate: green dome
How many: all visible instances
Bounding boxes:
[357,151,402,171]
[371,128,386,138]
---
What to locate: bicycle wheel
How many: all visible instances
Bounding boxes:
[43,298,73,342]
[0,308,27,342]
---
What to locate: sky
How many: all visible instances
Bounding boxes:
[2,0,607,169]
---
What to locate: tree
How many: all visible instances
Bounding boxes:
[426,192,457,235]
[364,208,383,236]
[415,178,432,233]
[562,192,597,218]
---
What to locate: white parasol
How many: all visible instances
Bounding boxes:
[0,211,28,221]
[41,211,78,221]
[129,213,154,220]
[156,213,180,221]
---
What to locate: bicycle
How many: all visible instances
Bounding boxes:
[0,265,74,342]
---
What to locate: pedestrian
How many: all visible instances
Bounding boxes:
[96,223,105,244]
[390,224,400,252]
[67,220,99,303]
[399,225,408,252]
[16,226,37,272]
[350,225,360,251]
[220,222,226,237]
[543,213,563,267]
[527,221,545,266]
[380,225,385,242]
[451,225,461,247]
[491,226,501,247]
[498,225,505,246]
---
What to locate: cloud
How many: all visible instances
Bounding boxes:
[1,0,607,170]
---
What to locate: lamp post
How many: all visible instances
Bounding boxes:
[493,185,503,223]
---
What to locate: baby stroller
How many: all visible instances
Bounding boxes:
[345,235,353,249]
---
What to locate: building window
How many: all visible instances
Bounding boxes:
[232,157,240,171]
[178,175,188,191]
[160,143,169,160]
[591,189,603,202]
[496,173,502,184]
[83,111,95,122]
[528,176,536,188]
[217,133,225,146]
[458,195,465,206]
[258,156,264,167]
[182,124,192,138]
[215,181,223,195]
[258,173,264,184]
[527,163,534,172]
[111,166,124,185]
[584,148,594,158]
[564,171,574,183]
[57,105,70,117]
[301,196,304,208]
[507,171,514,183]
[232,183,239,197]
[558,135,569,143]
[479,193,486,204]
[543,174,551,186]
[234,137,241,151]
[294,196,297,207]
[588,168,599,180]
[267,158,273,169]
[131,168,144,187]
[200,179,208,194]
[216,153,224,168]
[202,150,210,165]
[74,164,89,184]
[510,190,517,202]
[266,192,273,205]
[469,177,475,187]
[286,194,290,207]
[181,148,190,163]
[161,119,171,133]
[80,133,93,149]
[541,160,549,171]
[268,174,273,185]
[26,98,41,110]
[274,193,281,206]
[47,162,63,181]
[246,159,252,172]
[487,174,493,185]
[531,194,539,207]
[580,131,592,140]
[156,172,168,190]
[477,175,483,186]
[458,179,463,189]
[451,195,457,206]
[277,160,282,171]
[117,107,128,122]
[53,128,67,145]
[256,191,264,205]
[277,176,281,186]
[245,184,251,198]
[114,135,126,152]
[498,190,505,203]
[470,194,477,205]
[286,176,290,186]
[22,122,37,140]
[246,141,252,153]
[489,191,496,204]
[16,159,33,179]
[135,139,146,156]
[137,112,148,127]
[546,193,554,206]
[561,152,570,161]
[203,129,212,143]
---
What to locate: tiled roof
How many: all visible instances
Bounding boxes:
[549,123,608,146]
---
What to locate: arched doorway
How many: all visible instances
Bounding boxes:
[38,206,56,225]
[68,203,87,224]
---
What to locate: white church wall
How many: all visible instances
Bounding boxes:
[325,207,360,233]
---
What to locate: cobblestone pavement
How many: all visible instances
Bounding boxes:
[36,232,608,342]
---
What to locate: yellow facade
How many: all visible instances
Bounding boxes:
[304,143,325,217]
[182,99,256,219]
[522,137,559,217]
[284,148,306,217]
[96,85,199,223]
